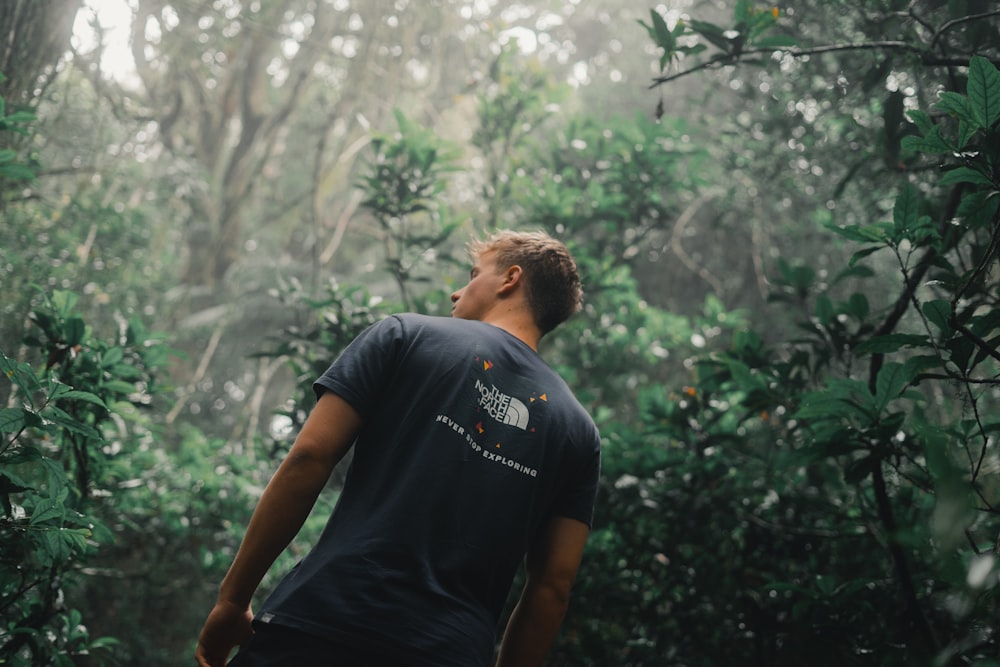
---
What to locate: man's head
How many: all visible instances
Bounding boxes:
[456,230,583,336]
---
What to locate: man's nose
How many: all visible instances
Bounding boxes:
[450,289,461,303]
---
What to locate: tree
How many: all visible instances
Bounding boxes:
[0,0,83,110]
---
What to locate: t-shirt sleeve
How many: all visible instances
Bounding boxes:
[551,423,602,528]
[312,315,404,418]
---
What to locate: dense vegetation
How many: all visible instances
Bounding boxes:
[1,1,999,665]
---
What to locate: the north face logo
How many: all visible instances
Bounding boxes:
[474,378,529,430]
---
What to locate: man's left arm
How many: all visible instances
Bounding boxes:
[195,391,362,667]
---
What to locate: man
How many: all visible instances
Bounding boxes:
[196,230,601,667]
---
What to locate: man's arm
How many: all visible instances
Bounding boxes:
[495,516,590,667]
[195,392,362,667]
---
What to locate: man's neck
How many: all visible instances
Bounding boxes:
[480,306,541,351]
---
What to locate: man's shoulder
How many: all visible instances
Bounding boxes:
[390,313,498,339]
[392,313,480,327]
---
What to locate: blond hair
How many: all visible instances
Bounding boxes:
[469,230,583,335]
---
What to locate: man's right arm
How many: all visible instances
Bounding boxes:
[495,515,590,667]
[195,391,362,667]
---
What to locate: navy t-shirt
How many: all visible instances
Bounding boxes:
[256,314,601,666]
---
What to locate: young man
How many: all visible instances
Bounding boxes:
[195,230,601,667]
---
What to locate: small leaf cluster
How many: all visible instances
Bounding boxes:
[357,109,463,309]
[640,2,795,74]
[0,73,38,184]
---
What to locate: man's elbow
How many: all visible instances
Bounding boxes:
[526,577,574,616]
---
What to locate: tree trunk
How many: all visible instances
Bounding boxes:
[0,0,83,108]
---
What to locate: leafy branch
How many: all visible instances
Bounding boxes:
[644,5,1000,89]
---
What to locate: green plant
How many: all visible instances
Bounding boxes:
[357,108,464,311]
[0,290,168,665]
[637,55,1000,665]
[0,72,38,186]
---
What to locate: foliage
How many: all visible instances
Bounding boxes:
[357,108,464,311]
[640,2,794,119]
[253,277,393,450]
[256,108,473,444]
[0,89,37,184]
[563,10,1000,664]
[471,45,569,230]
[0,73,38,211]
[519,111,704,267]
[0,290,167,665]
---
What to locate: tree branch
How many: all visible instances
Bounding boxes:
[932,10,1000,50]
[650,41,999,89]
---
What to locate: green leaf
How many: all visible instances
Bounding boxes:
[833,264,876,283]
[101,346,124,368]
[874,362,912,413]
[969,309,1000,338]
[848,246,884,267]
[937,166,994,187]
[649,9,673,51]
[936,91,975,123]
[922,300,952,335]
[795,380,874,425]
[957,118,977,149]
[854,334,928,355]
[815,295,834,324]
[48,381,74,401]
[967,55,1000,130]
[687,19,733,51]
[4,110,35,124]
[844,456,876,484]
[30,502,65,526]
[901,128,952,155]
[903,355,942,382]
[39,405,103,440]
[892,184,919,236]
[60,390,108,409]
[88,636,120,650]
[51,290,79,314]
[0,163,36,180]
[37,527,75,563]
[847,293,869,321]
[723,358,765,389]
[0,407,27,433]
[0,468,32,496]
[906,109,935,135]
[823,221,887,243]
[920,423,954,482]
[101,379,137,395]
[65,317,85,346]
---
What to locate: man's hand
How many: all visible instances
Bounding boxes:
[195,599,254,667]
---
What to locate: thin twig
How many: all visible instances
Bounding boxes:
[165,320,227,424]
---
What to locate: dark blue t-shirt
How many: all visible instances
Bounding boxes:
[256,314,601,666]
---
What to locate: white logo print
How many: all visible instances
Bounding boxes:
[474,379,529,430]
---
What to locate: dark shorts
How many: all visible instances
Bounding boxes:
[227,622,403,667]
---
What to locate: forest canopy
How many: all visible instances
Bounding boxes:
[2,1,1000,665]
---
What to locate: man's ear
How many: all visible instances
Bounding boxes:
[497,265,523,296]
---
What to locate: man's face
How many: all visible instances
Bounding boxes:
[450,250,505,321]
